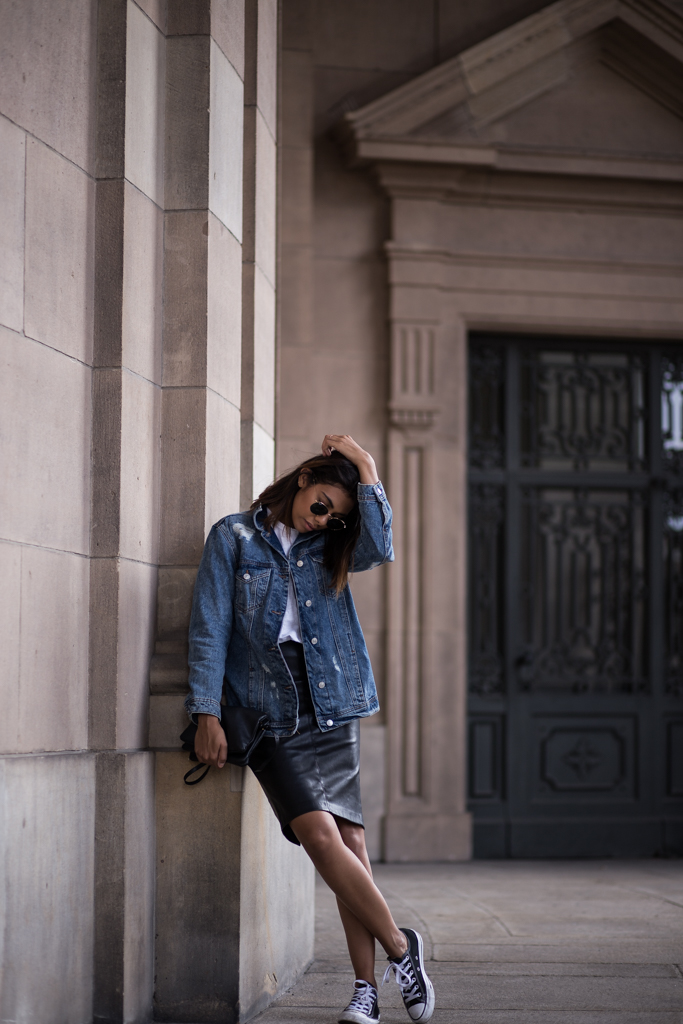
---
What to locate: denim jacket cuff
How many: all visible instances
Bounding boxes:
[184,696,222,724]
[357,480,387,501]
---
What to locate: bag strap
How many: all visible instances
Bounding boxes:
[184,763,211,785]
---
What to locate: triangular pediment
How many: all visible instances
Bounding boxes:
[342,0,683,179]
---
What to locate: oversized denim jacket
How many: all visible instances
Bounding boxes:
[185,481,394,735]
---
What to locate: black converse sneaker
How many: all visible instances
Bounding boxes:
[338,979,380,1024]
[382,928,434,1022]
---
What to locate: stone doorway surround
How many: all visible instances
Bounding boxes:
[340,0,683,861]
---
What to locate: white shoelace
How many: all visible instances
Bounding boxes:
[346,980,377,1015]
[382,956,421,1003]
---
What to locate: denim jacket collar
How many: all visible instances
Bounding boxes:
[252,505,325,557]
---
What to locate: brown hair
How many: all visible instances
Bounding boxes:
[251,452,361,594]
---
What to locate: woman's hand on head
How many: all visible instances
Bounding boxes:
[321,434,379,485]
[195,713,228,768]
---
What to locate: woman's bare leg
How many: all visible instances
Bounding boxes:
[335,819,377,987]
[290,810,407,975]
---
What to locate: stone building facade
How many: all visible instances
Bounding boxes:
[1,0,682,1022]
[279,0,683,864]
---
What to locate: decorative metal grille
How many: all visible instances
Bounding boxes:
[469,344,504,470]
[519,487,648,693]
[469,336,683,701]
[664,487,683,697]
[468,484,505,696]
[521,350,647,472]
[468,334,683,857]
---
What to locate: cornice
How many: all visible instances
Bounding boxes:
[338,0,683,188]
[384,242,683,279]
[358,140,683,185]
[373,161,683,214]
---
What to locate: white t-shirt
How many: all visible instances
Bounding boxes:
[272,519,303,644]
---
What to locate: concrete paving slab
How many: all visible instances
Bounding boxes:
[249,860,683,1024]
[433,942,683,963]
[309,959,679,977]
[253,1013,683,1023]
[277,972,683,1010]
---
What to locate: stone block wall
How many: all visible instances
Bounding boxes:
[0,2,100,1020]
[0,1,313,1021]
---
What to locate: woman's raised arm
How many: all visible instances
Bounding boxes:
[321,434,379,485]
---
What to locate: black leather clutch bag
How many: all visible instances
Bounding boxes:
[180,706,278,784]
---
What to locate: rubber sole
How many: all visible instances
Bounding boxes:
[338,1010,380,1024]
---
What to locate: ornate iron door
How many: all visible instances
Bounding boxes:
[467,334,683,857]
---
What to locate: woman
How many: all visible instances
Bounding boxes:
[185,434,434,1024]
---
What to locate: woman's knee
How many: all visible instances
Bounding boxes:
[291,811,340,861]
[337,820,369,861]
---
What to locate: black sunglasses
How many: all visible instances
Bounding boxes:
[309,501,347,531]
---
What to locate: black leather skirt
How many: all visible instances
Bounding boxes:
[252,640,364,845]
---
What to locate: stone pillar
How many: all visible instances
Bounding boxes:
[382,230,472,861]
[240,0,278,507]
[151,3,246,1018]
[89,0,164,1017]
[276,0,315,469]
[150,3,314,1020]
[152,0,245,701]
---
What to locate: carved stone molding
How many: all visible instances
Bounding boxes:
[385,406,472,859]
[385,315,439,819]
[380,245,471,856]
[342,0,683,144]
[389,406,439,430]
[389,322,441,431]
[339,0,683,184]
[385,432,433,806]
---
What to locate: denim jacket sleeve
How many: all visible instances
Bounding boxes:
[351,480,394,572]
[185,521,236,722]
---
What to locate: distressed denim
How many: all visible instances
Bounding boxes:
[185,481,393,734]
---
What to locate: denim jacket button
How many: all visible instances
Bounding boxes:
[243,573,250,580]
[311,637,318,645]
[305,600,312,607]
[318,681,325,688]
[326,719,333,727]
[296,559,303,567]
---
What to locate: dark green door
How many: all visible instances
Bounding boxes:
[467,334,683,857]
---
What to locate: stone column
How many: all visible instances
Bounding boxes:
[382,228,472,861]
[275,0,315,469]
[240,0,277,507]
[150,3,246,1018]
[150,3,314,1020]
[90,0,164,1017]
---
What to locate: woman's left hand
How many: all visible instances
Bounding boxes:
[322,434,379,485]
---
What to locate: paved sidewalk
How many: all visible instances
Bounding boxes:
[252,860,683,1023]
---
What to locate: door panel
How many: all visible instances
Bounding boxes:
[518,486,648,694]
[468,334,683,857]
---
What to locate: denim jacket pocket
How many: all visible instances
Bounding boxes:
[235,566,272,613]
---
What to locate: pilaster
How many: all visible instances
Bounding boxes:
[382,259,471,862]
[275,0,315,469]
[90,1,162,1018]
[150,4,315,1019]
